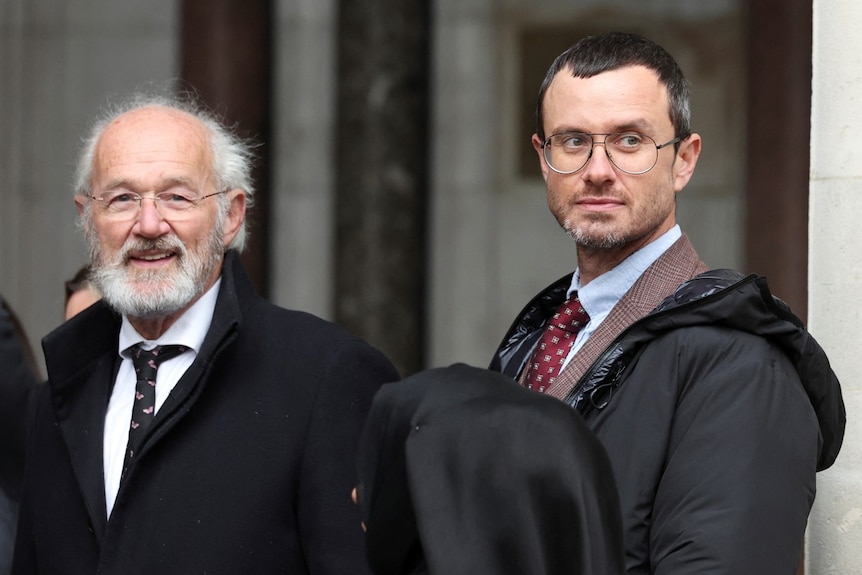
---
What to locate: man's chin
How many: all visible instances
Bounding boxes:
[106,298,185,319]
[574,238,624,250]
[101,281,195,319]
[561,220,623,249]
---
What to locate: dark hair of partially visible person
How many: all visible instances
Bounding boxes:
[64,265,93,303]
[63,265,102,320]
[535,31,692,144]
[356,363,625,575]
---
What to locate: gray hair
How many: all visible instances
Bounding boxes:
[74,90,257,252]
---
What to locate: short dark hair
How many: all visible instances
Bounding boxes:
[64,265,94,303]
[535,32,692,143]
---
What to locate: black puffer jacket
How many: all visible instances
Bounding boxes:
[491,269,845,574]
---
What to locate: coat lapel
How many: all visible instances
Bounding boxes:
[546,235,709,401]
[44,303,121,539]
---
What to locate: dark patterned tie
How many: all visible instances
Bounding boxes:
[123,344,188,476]
[523,296,589,393]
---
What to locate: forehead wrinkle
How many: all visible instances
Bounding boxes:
[101,175,199,193]
[94,142,211,170]
[551,116,661,136]
[610,118,656,133]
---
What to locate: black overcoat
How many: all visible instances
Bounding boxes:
[13,251,399,575]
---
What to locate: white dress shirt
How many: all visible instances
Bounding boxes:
[103,278,221,516]
[561,225,682,369]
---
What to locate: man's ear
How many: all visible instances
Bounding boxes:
[532,133,550,182]
[673,133,702,192]
[75,195,88,216]
[222,189,247,247]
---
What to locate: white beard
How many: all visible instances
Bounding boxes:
[88,229,224,320]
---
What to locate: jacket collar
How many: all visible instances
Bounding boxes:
[547,234,708,400]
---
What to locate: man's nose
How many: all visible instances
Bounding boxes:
[580,141,617,183]
[134,197,170,236]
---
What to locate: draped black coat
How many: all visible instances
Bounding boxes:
[357,364,625,575]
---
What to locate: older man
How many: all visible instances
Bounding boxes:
[13,93,399,575]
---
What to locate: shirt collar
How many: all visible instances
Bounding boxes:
[119,277,222,356]
[568,225,681,321]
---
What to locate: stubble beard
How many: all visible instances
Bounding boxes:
[552,184,675,252]
[555,203,632,250]
[549,185,630,250]
[87,225,225,320]
[564,217,629,250]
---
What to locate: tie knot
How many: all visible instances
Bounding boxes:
[130,344,188,375]
[550,297,589,333]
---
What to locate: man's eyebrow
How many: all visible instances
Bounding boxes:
[612,119,656,133]
[101,179,134,192]
[101,177,196,192]
[551,119,657,135]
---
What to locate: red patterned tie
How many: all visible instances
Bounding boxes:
[523,296,589,393]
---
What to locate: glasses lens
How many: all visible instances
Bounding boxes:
[545,132,659,175]
[604,133,658,175]
[93,191,203,220]
[155,192,199,213]
[97,191,139,217]
[545,133,591,174]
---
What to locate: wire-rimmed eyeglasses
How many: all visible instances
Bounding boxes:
[541,132,682,175]
[88,190,228,221]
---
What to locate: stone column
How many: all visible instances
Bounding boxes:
[807,1,862,572]
[181,0,273,296]
[334,0,430,375]
[745,0,811,319]
[269,0,337,319]
[428,0,502,369]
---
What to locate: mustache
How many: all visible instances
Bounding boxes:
[117,236,187,262]
[579,183,621,198]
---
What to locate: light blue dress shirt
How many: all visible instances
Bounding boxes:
[562,225,682,369]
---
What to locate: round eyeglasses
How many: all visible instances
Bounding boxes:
[541,132,682,175]
[88,190,227,220]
